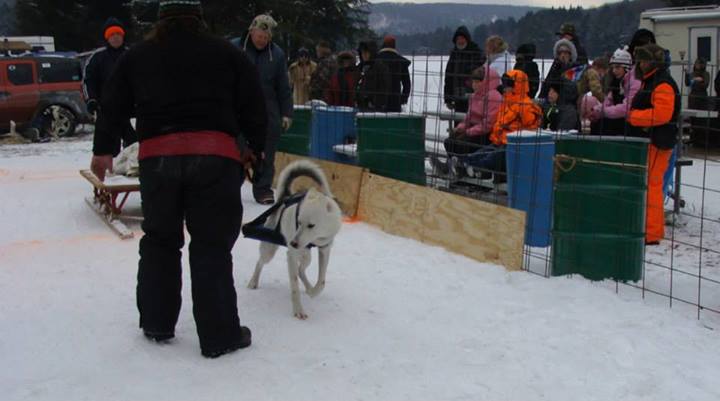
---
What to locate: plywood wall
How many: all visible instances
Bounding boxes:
[273,152,365,217]
[357,172,526,270]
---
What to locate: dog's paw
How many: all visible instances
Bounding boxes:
[247,280,259,290]
[306,282,325,298]
[293,308,308,320]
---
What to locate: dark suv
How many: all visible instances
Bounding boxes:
[0,56,93,138]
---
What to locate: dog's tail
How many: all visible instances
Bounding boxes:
[275,160,333,201]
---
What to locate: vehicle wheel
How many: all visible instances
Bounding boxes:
[42,106,77,138]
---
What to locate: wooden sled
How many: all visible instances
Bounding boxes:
[79,169,140,239]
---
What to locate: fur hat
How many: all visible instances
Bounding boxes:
[157,0,203,20]
[633,43,666,67]
[249,14,277,35]
[485,35,508,55]
[553,39,577,63]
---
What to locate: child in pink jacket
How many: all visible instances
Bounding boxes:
[590,47,641,135]
[443,66,503,155]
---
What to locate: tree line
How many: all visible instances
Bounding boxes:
[6,0,373,54]
[392,0,717,57]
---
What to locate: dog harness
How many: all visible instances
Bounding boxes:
[242,191,317,248]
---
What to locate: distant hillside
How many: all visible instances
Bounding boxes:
[369,2,540,36]
[395,0,667,56]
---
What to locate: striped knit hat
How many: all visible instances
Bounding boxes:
[157,0,203,20]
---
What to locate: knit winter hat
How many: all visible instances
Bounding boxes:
[383,35,396,49]
[249,14,277,35]
[102,17,125,41]
[609,47,632,67]
[157,0,203,20]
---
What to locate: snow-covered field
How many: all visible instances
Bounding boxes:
[2,135,720,401]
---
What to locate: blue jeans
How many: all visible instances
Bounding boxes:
[457,145,506,172]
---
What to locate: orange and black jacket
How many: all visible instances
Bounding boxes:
[490,69,542,145]
[628,68,680,150]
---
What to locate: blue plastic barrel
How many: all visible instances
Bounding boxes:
[505,130,555,247]
[310,106,357,163]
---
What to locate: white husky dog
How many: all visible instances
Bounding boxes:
[247,160,342,319]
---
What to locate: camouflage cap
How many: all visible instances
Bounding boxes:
[249,14,277,35]
[556,23,576,38]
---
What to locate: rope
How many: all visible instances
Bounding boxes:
[553,153,647,181]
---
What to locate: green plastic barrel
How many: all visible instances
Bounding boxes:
[277,105,311,156]
[551,136,648,282]
[356,112,426,185]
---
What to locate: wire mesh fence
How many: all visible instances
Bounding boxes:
[284,50,720,323]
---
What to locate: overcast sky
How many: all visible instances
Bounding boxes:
[370,0,621,7]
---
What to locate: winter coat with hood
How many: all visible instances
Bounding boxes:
[456,67,503,137]
[232,34,293,136]
[540,39,579,107]
[491,70,542,145]
[325,51,359,107]
[83,18,129,108]
[356,41,391,112]
[443,26,486,112]
[375,47,411,112]
[514,43,540,99]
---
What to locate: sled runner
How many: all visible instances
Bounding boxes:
[79,169,140,239]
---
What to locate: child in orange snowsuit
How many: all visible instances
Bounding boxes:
[454,69,542,173]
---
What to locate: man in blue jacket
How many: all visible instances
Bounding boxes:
[232,14,293,204]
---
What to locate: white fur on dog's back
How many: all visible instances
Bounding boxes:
[275,160,333,200]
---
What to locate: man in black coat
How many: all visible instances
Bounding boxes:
[443,26,486,113]
[375,35,411,112]
[83,17,136,152]
[514,43,540,99]
[356,40,391,112]
[94,0,268,359]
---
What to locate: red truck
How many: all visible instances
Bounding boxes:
[0,56,92,138]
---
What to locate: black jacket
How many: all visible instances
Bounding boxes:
[83,18,128,105]
[375,48,411,112]
[356,59,391,112]
[514,43,540,99]
[443,26,486,112]
[97,31,268,156]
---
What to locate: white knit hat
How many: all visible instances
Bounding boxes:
[610,47,633,68]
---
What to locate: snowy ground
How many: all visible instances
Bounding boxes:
[2,136,720,401]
